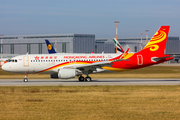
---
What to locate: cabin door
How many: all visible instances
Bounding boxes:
[23,56,29,66]
[137,55,143,65]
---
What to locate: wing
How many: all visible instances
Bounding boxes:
[62,50,129,74]
[64,59,123,74]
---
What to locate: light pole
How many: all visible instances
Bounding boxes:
[140,33,143,50]
[55,36,57,52]
[145,30,149,44]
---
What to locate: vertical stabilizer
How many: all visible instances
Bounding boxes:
[113,38,124,53]
[141,26,170,56]
[45,39,57,54]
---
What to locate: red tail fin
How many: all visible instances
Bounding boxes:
[142,26,170,56]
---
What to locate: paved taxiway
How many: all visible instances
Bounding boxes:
[0,79,180,86]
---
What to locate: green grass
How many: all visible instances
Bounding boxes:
[0,86,180,120]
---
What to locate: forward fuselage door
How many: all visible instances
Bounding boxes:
[137,55,143,65]
[23,56,29,67]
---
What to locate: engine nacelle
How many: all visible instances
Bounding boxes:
[50,69,81,79]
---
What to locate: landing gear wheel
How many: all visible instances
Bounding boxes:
[24,74,28,82]
[23,78,28,82]
[85,77,91,82]
[79,76,84,82]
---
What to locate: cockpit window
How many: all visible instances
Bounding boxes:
[8,59,18,62]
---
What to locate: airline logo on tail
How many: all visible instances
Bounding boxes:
[45,39,57,54]
[48,44,52,50]
[142,26,170,55]
[144,30,166,51]
[113,38,124,53]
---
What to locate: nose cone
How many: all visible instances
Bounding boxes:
[2,64,8,72]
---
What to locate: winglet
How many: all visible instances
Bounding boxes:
[121,48,130,59]
[45,39,57,54]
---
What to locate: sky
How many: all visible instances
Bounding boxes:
[0,0,180,38]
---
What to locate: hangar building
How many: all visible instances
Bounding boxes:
[95,37,180,54]
[0,34,179,58]
[1,34,95,54]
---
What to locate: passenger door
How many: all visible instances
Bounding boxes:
[137,55,143,65]
[23,56,29,67]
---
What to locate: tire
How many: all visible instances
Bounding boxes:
[85,77,91,82]
[79,76,84,82]
[23,78,28,82]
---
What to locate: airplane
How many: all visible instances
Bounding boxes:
[2,26,173,82]
[113,38,125,53]
[45,40,57,54]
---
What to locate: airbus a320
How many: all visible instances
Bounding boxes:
[2,26,173,82]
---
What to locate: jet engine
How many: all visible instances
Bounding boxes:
[50,69,82,79]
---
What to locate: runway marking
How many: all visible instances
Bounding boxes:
[0,79,180,86]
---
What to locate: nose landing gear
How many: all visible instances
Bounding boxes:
[23,74,28,82]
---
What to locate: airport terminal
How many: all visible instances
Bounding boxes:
[0,34,179,62]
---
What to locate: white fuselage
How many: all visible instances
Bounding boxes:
[2,53,121,74]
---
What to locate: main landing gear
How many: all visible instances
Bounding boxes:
[78,76,92,82]
[23,74,28,82]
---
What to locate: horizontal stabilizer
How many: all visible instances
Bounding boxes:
[152,55,174,62]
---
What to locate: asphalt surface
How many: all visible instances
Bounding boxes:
[0,79,180,86]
